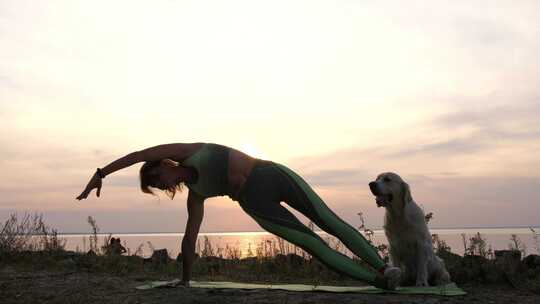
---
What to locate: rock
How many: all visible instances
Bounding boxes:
[275,253,305,267]
[494,250,526,287]
[200,256,225,274]
[150,249,170,265]
[494,250,522,271]
[523,254,540,269]
[449,255,490,284]
[495,250,521,262]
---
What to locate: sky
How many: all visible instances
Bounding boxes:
[1,0,539,233]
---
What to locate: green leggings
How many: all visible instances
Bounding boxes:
[237,161,385,283]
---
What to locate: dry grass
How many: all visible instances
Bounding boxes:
[0,212,65,254]
[2,212,540,288]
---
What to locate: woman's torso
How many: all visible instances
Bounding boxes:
[183,143,258,200]
[227,146,258,199]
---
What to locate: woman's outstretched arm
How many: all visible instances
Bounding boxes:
[101,143,202,177]
[76,142,203,200]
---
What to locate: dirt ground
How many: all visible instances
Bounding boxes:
[1,268,539,304]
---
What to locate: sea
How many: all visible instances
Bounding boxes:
[59,227,540,259]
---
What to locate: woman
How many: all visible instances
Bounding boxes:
[77,142,400,289]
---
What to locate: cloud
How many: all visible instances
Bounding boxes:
[386,96,540,158]
[0,75,20,91]
[405,175,540,228]
[435,98,540,128]
[384,137,485,158]
[450,14,522,51]
[317,174,540,229]
[302,169,370,187]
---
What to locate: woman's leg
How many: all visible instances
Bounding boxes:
[273,164,386,272]
[240,200,379,283]
[238,162,384,286]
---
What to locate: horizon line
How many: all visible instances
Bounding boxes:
[56,225,540,236]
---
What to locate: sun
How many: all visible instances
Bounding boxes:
[239,143,267,160]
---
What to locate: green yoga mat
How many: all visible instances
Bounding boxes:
[136,279,466,296]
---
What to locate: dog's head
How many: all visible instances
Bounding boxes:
[369,172,412,209]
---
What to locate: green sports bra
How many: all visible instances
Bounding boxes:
[182,143,230,198]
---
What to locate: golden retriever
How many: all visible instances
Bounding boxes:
[369,172,450,286]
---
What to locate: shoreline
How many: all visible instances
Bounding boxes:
[56,226,540,236]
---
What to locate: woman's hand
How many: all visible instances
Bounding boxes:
[76,172,102,200]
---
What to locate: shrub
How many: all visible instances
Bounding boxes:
[432,233,452,254]
[508,234,527,257]
[531,228,540,254]
[463,232,493,259]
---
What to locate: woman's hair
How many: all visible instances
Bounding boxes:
[139,160,184,199]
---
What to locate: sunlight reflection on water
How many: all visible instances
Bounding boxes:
[59,227,540,258]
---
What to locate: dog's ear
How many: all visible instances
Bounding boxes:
[401,181,413,205]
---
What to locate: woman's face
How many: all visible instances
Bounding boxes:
[153,165,180,190]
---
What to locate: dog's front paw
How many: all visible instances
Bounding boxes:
[384,267,401,290]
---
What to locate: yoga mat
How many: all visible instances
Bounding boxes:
[136,279,466,296]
